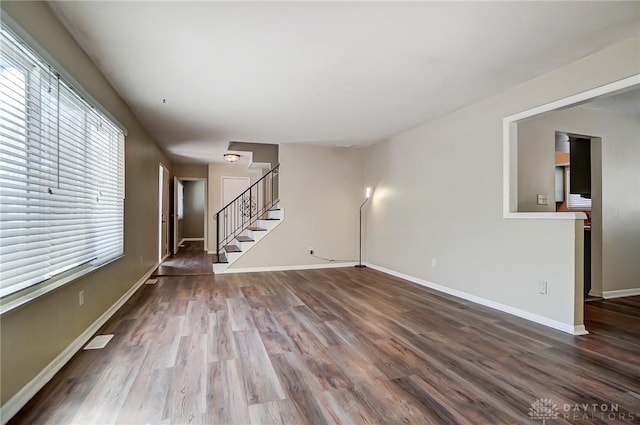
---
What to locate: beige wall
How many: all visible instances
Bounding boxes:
[228,142,278,167]
[518,106,640,294]
[362,36,639,330]
[183,180,206,238]
[229,144,363,268]
[0,1,170,407]
[172,164,208,250]
[172,163,208,179]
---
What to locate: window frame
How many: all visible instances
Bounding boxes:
[0,15,127,315]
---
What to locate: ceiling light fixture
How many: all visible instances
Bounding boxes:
[223,153,241,163]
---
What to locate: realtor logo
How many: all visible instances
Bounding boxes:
[529,398,560,424]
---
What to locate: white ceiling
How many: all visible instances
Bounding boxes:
[49,1,640,164]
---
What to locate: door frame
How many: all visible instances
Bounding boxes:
[158,163,170,263]
[221,176,251,208]
[503,73,640,334]
[173,176,208,254]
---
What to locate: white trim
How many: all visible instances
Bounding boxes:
[159,163,170,263]
[0,255,123,316]
[572,325,589,336]
[365,262,588,336]
[221,262,357,274]
[602,288,640,299]
[221,175,250,208]
[502,74,640,218]
[182,238,205,242]
[0,264,157,425]
[160,253,170,263]
[174,177,208,254]
[173,176,180,255]
[504,75,640,124]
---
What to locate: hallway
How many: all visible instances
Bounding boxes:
[153,241,213,277]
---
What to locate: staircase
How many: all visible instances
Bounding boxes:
[213,165,283,273]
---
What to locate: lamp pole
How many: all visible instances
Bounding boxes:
[355,187,371,268]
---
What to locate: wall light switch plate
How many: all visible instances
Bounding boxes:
[537,194,549,205]
[538,281,548,294]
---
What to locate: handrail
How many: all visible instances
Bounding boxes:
[217,163,280,214]
[214,164,280,259]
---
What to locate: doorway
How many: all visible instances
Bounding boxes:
[173,177,207,254]
[158,163,170,263]
[554,132,602,300]
[504,74,639,334]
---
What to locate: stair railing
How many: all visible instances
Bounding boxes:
[214,164,279,260]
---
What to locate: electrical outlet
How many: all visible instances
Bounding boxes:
[538,281,547,294]
[79,290,85,306]
[431,258,437,267]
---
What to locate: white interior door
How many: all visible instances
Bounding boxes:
[173,176,180,254]
[158,164,170,262]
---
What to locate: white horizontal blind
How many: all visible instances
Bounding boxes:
[177,180,184,219]
[0,26,124,298]
[566,168,591,209]
[567,193,591,209]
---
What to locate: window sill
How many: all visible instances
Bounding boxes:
[0,255,123,315]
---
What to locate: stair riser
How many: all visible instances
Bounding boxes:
[267,209,282,220]
[257,219,279,230]
[234,240,253,251]
[214,209,284,273]
[225,251,243,263]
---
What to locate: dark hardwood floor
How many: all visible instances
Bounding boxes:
[153,241,214,276]
[8,251,640,424]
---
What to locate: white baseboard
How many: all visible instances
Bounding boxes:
[0,264,157,425]
[222,262,357,274]
[602,288,640,299]
[181,238,204,242]
[573,325,589,336]
[365,262,587,336]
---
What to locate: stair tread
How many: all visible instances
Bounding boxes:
[213,253,228,264]
[248,227,267,231]
[261,218,280,221]
[224,245,242,253]
[236,236,254,242]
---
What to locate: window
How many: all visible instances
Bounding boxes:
[177,180,184,220]
[0,25,125,299]
[566,168,592,209]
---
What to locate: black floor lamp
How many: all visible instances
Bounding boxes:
[355,187,371,268]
